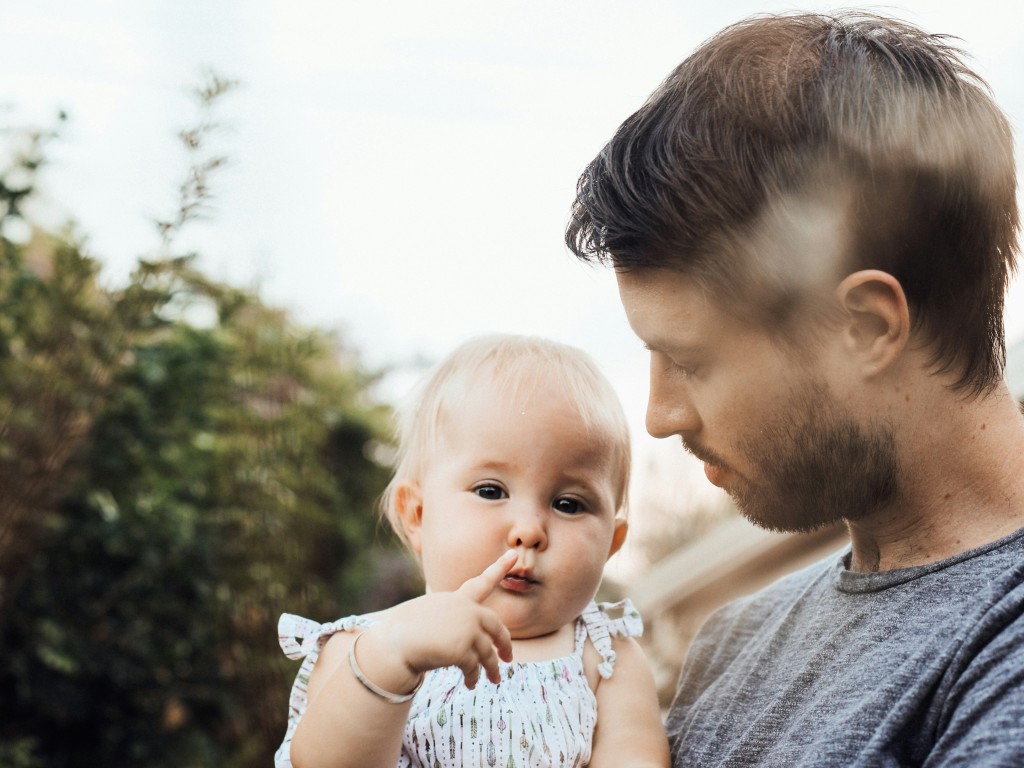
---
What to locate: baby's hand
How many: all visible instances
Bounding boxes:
[369,550,518,689]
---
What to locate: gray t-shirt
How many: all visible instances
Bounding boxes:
[666,526,1024,766]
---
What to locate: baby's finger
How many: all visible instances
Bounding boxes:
[457,550,518,604]
[480,609,514,663]
[481,650,503,685]
[473,633,503,685]
[461,662,481,690]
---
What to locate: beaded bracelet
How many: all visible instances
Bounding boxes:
[348,631,424,704]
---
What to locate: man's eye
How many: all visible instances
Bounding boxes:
[651,350,698,379]
[474,485,507,501]
[553,497,585,515]
[671,359,698,378]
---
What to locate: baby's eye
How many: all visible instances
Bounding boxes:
[553,497,586,515]
[474,484,507,501]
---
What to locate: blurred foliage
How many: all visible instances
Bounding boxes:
[0,80,421,766]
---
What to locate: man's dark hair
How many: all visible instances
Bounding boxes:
[567,12,1018,394]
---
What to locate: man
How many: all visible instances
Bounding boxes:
[566,11,1024,767]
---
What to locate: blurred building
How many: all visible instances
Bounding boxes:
[633,336,1024,704]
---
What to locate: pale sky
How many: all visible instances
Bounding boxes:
[5,1,1023,574]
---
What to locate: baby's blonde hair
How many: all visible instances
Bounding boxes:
[380,334,631,547]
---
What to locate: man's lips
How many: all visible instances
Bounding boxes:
[684,438,733,487]
[685,439,733,489]
[704,462,728,488]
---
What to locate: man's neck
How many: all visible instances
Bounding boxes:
[846,384,1024,573]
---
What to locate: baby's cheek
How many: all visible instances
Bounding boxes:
[419,557,465,593]
[569,550,610,591]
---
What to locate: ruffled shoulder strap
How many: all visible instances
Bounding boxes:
[278,612,374,660]
[273,612,375,768]
[578,598,644,679]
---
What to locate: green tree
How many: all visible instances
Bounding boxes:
[0,83,420,767]
[0,118,142,617]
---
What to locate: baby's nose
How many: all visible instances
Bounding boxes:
[506,506,547,549]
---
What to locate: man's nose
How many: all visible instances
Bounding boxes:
[646,356,700,439]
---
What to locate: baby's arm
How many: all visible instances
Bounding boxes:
[588,636,670,768]
[289,551,518,768]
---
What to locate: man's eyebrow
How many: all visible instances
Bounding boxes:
[642,338,703,355]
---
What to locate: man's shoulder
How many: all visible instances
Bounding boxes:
[671,529,1024,767]
[697,549,841,640]
[707,526,1024,640]
[734,549,840,607]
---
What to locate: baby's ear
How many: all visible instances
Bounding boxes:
[395,482,425,553]
[607,519,628,559]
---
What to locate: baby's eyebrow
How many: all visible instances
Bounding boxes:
[558,470,613,492]
[468,458,516,473]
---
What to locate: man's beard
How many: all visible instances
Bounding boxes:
[688,380,899,533]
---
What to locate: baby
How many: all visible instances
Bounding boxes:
[275,334,668,767]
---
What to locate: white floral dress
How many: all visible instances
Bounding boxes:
[274,599,643,768]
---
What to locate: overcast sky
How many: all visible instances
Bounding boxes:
[5,1,1023,571]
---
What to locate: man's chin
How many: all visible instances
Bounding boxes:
[732,492,846,534]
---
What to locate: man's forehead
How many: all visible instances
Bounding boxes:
[615,267,726,340]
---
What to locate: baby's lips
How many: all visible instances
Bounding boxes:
[500,570,538,593]
[505,567,536,581]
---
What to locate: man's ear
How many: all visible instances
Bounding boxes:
[835,270,910,378]
[395,482,425,553]
[607,519,629,560]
